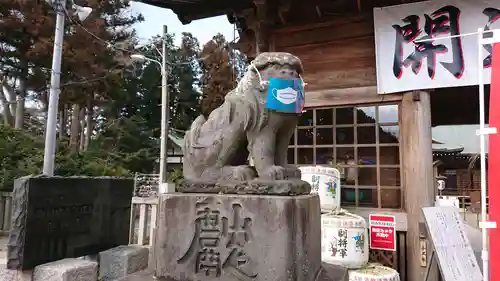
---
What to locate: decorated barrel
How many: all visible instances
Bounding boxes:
[299,166,341,211]
[348,263,400,281]
[321,211,369,269]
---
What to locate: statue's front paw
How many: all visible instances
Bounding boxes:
[284,165,301,179]
[261,165,286,180]
[232,165,257,181]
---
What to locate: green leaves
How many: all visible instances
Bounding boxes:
[0,124,129,191]
[0,5,247,187]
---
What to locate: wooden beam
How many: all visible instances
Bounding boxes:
[231,29,257,58]
[273,12,372,34]
[304,86,403,108]
[400,91,437,281]
[315,5,322,17]
[272,12,374,49]
[277,3,290,24]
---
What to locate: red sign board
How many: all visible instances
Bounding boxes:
[369,214,396,251]
[489,42,500,281]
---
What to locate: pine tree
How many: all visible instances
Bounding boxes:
[0,0,143,151]
[0,0,54,128]
[171,32,202,130]
[199,33,237,118]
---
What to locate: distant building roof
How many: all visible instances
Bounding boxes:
[432,124,488,155]
[135,0,253,24]
[168,132,184,148]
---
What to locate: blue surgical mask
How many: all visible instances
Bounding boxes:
[266,78,304,113]
[249,64,306,114]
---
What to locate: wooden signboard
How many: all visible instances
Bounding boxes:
[422,206,482,281]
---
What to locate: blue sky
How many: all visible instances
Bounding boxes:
[130,2,236,46]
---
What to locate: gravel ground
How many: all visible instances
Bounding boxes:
[116,270,155,281]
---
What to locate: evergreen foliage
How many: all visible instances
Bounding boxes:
[0,2,247,190]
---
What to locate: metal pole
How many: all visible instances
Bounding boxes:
[159,25,169,184]
[43,0,65,176]
[477,27,490,281]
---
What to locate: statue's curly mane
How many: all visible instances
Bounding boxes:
[224,67,268,133]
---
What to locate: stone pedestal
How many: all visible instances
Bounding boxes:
[154,193,321,281]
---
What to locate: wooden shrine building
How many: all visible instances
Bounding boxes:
[140,0,493,280]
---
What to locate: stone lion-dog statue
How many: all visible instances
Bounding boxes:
[182,52,306,185]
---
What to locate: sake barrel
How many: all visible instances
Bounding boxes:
[321,211,369,269]
[299,166,341,211]
[348,263,400,281]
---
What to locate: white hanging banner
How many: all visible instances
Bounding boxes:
[374,0,500,94]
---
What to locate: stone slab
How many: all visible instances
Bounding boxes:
[177,179,311,195]
[8,176,134,270]
[317,263,349,281]
[99,245,149,281]
[33,258,97,281]
[154,193,321,281]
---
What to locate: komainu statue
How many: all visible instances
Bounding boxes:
[182,52,308,192]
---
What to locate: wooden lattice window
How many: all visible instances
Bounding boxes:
[288,104,402,209]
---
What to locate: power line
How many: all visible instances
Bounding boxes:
[3,7,244,99]
[16,6,243,89]
[63,6,241,67]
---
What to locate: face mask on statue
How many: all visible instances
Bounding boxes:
[249,63,306,114]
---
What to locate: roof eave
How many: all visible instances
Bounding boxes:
[135,0,251,24]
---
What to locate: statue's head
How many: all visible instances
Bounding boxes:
[237,52,305,113]
[250,52,304,82]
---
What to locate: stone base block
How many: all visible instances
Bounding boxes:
[178,179,311,195]
[33,258,97,281]
[154,193,321,281]
[99,245,149,281]
[0,268,32,281]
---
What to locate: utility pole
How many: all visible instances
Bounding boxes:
[42,0,91,175]
[43,0,65,176]
[159,25,169,185]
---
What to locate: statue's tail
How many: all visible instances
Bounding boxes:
[182,115,206,178]
[183,115,205,153]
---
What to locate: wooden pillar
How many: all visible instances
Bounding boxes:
[400,91,437,281]
[253,0,270,54]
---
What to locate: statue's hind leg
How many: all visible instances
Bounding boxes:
[220,165,257,181]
